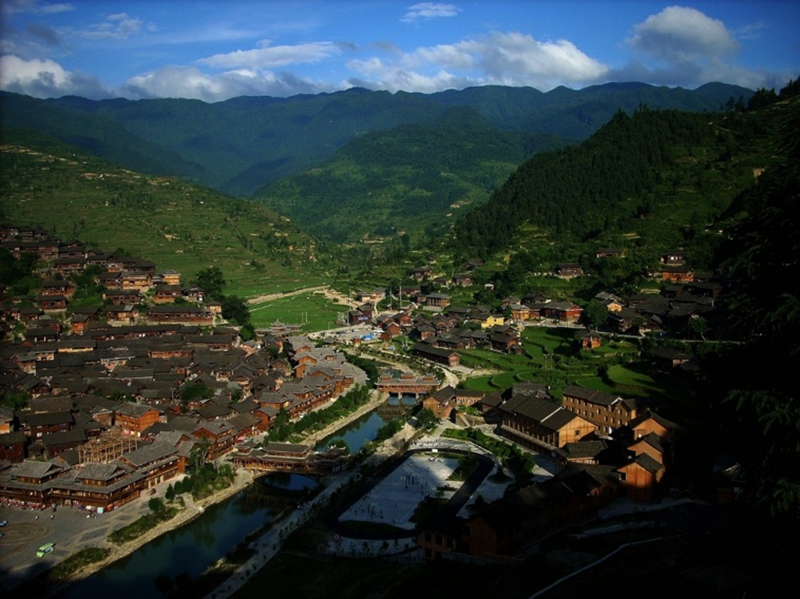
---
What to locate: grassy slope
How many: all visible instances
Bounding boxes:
[0,137,335,296]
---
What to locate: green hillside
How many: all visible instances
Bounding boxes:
[0,93,208,183]
[0,132,335,296]
[451,96,795,278]
[254,107,571,244]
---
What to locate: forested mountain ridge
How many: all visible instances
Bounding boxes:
[697,84,800,519]
[253,106,571,244]
[451,94,796,273]
[0,82,751,198]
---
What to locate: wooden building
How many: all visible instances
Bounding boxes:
[562,384,638,434]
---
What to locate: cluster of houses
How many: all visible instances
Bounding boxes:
[0,225,223,333]
[0,226,358,512]
[348,248,725,375]
[418,381,678,561]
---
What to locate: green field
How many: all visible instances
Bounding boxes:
[521,326,578,357]
[457,327,690,407]
[249,291,349,332]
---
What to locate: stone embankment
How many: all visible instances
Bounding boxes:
[45,469,255,598]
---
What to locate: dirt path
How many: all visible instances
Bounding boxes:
[246,285,328,305]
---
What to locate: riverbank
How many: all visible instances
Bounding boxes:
[201,422,420,599]
[12,391,386,597]
[26,469,257,599]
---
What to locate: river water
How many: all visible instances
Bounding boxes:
[60,406,396,599]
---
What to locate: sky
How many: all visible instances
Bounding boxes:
[1,0,798,102]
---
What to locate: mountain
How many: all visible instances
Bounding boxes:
[253,106,571,244]
[0,82,752,199]
[450,91,798,276]
[0,132,334,294]
[0,92,209,183]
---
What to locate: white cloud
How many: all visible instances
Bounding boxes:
[402,3,460,23]
[39,3,74,14]
[348,31,608,93]
[120,64,336,102]
[619,6,785,90]
[0,54,109,98]
[628,6,738,63]
[80,12,146,40]
[196,40,343,69]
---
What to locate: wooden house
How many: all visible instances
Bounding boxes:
[412,343,460,367]
[114,403,161,437]
[22,410,73,439]
[153,285,183,303]
[562,384,638,434]
[193,420,237,460]
[0,431,27,462]
[615,453,665,502]
[41,279,75,297]
[0,460,70,508]
[579,332,602,349]
[49,461,144,511]
[543,301,583,324]
[497,394,596,454]
[557,263,584,278]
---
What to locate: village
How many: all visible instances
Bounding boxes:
[0,223,733,591]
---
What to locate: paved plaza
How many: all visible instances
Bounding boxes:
[341,454,461,530]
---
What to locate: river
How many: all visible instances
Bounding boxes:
[59,405,399,598]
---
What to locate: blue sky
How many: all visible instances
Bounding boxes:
[1,1,797,101]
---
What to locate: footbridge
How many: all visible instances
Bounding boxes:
[230,442,346,477]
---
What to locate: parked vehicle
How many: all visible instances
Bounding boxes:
[37,542,55,557]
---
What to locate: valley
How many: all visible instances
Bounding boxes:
[1,79,798,598]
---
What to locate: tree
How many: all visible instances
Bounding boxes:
[221,294,251,327]
[415,407,439,430]
[180,381,213,403]
[194,266,226,300]
[1,390,30,410]
[148,497,165,513]
[583,299,608,330]
[269,408,292,442]
[189,438,211,472]
[689,314,709,340]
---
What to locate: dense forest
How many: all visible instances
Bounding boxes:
[451,100,783,262]
[706,89,800,517]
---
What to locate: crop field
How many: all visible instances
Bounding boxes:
[521,326,578,356]
[457,327,687,406]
